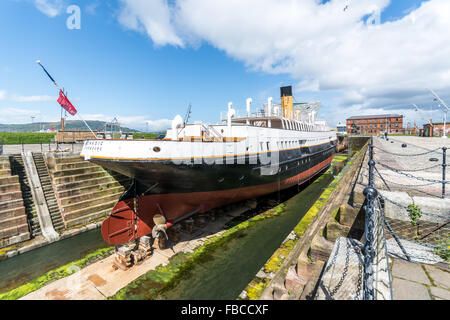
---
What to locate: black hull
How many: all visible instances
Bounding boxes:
[89,140,337,196]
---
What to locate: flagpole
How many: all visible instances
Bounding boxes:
[76,113,97,139]
[37,60,97,139]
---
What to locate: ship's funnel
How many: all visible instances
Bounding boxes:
[280,86,293,119]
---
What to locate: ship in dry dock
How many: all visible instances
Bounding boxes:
[80,86,338,246]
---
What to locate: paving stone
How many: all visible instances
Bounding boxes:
[392,278,431,300]
[423,265,450,290]
[391,259,431,285]
[430,286,450,300]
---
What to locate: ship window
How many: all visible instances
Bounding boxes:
[266,142,270,150]
[260,142,264,151]
[153,146,161,152]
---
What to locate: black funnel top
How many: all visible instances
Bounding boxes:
[280,86,292,97]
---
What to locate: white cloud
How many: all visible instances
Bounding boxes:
[0,107,42,124]
[0,90,55,102]
[33,0,65,17]
[118,0,450,125]
[118,0,183,46]
[145,119,172,132]
[11,94,55,102]
[83,113,172,131]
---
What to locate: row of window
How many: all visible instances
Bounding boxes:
[258,138,319,151]
[348,118,401,124]
[349,123,399,129]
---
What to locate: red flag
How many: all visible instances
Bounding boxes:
[57,90,77,116]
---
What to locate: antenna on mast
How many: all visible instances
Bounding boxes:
[184,103,192,126]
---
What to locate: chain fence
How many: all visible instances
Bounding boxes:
[362,137,449,300]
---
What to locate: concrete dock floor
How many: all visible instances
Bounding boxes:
[391,258,449,300]
[20,206,251,300]
[372,136,450,197]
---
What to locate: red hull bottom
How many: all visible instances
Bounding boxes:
[101,156,333,245]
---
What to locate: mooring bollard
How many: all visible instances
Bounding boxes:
[443,147,447,199]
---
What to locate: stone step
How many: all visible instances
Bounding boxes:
[0,162,11,170]
[0,199,25,211]
[0,230,31,247]
[55,175,118,192]
[0,191,23,202]
[62,192,123,213]
[0,168,12,176]
[0,223,30,240]
[57,180,126,199]
[0,215,28,230]
[62,199,118,223]
[59,185,125,206]
[54,157,85,165]
[54,171,109,185]
[52,166,105,178]
[0,206,26,220]
[55,161,98,171]
[0,175,20,186]
[0,183,21,194]
[63,208,112,229]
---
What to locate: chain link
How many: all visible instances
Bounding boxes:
[379,194,450,220]
[376,161,449,184]
[373,145,441,157]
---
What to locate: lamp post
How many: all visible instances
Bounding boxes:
[429,89,449,138]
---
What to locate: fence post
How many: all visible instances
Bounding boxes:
[363,136,377,300]
[443,147,447,199]
[21,138,24,153]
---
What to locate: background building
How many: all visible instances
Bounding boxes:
[336,122,347,134]
[422,121,450,137]
[346,114,404,135]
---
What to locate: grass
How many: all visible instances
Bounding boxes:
[0,133,56,145]
[132,133,164,140]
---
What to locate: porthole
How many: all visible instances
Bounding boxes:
[153,146,161,152]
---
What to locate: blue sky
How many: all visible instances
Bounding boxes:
[1,0,448,131]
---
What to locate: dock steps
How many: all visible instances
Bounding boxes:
[9,154,40,237]
[32,153,65,232]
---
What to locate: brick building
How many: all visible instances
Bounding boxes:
[423,121,450,137]
[346,114,404,135]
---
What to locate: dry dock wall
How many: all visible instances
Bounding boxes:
[0,156,31,248]
[242,139,369,300]
[0,152,130,252]
[45,153,130,229]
